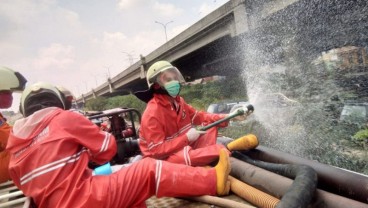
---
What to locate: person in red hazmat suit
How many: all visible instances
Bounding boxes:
[6,82,231,208]
[136,60,259,166]
[0,66,27,183]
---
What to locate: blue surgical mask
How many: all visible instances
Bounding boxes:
[164,80,181,97]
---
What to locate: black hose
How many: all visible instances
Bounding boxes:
[232,151,318,208]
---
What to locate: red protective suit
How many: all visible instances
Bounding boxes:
[0,112,11,183]
[139,94,229,166]
[7,107,216,208]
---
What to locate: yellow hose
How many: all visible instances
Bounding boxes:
[229,176,280,208]
[189,195,256,208]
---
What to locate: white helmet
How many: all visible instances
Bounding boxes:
[146,60,185,88]
[20,82,66,117]
[0,66,27,91]
[56,86,75,110]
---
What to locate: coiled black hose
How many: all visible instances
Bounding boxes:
[232,151,318,208]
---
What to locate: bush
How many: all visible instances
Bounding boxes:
[84,94,146,113]
[84,97,108,111]
[353,128,368,151]
[180,77,248,110]
[353,129,368,141]
[105,95,146,113]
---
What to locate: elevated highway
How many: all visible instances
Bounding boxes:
[77,0,368,104]
[76,0,299,103]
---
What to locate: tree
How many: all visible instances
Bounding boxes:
[85,97,108,111]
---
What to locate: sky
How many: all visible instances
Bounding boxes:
[0,0,228,112]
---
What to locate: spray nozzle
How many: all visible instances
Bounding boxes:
[230,104,254,117]
[198,104,255,131]
[244,104,254,116]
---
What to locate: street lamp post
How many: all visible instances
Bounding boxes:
[92,74,98,86]
[121,51,134,65]
[74,85,81,97]
[83,81,88,93]
[155,20,173,42]
[104,66,111,79]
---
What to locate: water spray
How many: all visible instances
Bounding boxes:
[198,104,254,131]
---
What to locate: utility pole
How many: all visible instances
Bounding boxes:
[155,20,173,42]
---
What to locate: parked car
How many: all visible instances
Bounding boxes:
[207,101,248,114]
[339,101,368,125]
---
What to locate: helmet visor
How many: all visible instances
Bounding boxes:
[12,72,27,91]
[154,67,185,87]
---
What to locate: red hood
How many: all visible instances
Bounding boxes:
[6,107,62,154]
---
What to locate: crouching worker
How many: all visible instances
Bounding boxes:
[6,82,231,208]
[136,60,258,166]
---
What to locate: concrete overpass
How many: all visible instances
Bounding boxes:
[76,0,300,103]
[77,0,368,104]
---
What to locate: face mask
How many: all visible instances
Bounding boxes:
[164,80,181,97]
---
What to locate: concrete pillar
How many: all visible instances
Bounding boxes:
[140,55,146,79]
[232,3,249,36]
[108,78,114,93]
[140,67,145,79]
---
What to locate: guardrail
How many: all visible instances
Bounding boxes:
[0,181,30,208]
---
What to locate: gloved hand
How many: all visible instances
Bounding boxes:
[229,107,246,121]
[186,128,206,142]
[231,105,253,121]
[232,114,247,121]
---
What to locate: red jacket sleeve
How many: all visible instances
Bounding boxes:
[0,114,11,152]
[184,102,229,127]
[140,116,189,159]
[66,112,117,165]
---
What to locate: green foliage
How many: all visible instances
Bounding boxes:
[353,129,368,141]
[84,94,146,113]
[84,97,108,111]
[105,95,146,113]
[180,77,248,110]
[352,129,368,150]
[180,85,204,103]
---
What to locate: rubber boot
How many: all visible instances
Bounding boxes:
[227,134,259,151]
[215,149,231,196]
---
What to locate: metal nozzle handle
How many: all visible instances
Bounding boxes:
[198,104,254,131]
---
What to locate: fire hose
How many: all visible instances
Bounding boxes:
[232,151,318,208]
[188,195,256,208]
